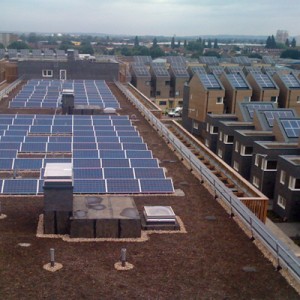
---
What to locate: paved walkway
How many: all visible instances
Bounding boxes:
[266,219,300,257]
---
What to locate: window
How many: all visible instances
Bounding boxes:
[156,91,161,96]
[145,81,150,86]
[205,139,209,147]
[193,121,199,130]
[190,94,193,100]
[210,126,218,134]
[217,148,223,158]
[235,141,239,152]
[277,195,287,209]
[159,100,166,105]
[216,97,223,104]
[253,176,260,188]
[219,131,223,141]
[280,170,286,185]
[206,123,210,132]
[233,161,239,171]
[270,96,277,103]
[241,145,253,156]
[263,160,277,170]
[165,81,170,86]
[224,134,234,144]
[289,176,300,190]
[244,96,251,102]
[175,91,180,96]
[297,96,300,103]
[178,101,183,106]
[42,69,53,77]
[254,154,259,166]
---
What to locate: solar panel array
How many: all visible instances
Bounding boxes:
[225,66,244,74]
[190,66,207,75]
[244,67,262,74]
[208,66,224,76]
[232,56,251,65]
[0,114,174,195]
[263,110,295,127]
[171,64,189,78]
[199,56,219,65]
[198,74,222,89]
[280,119,300,138]
[151,64,170,77]
[252,73,276,88]
[166,56,186,65]
[227,73,250,89]
[133,56,152,64]
[263,67,278,76]
[280,73,300,88]
[131,64,151,77]
[10,79,119,109]
[245,103,275,118]
[262,56,275,65]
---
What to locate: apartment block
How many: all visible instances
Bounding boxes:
[219,72,252,113]
[246,72,279,102]
[273,155,300,221]
[169,64,189,98]
[272,72,300,115]
[150,63,170,99]
[130,64,151,98]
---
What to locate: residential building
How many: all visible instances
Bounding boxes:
[130,63,151,98]
[246,72,279,102]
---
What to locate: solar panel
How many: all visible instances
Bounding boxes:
[106,179,140,193]
[140,179,174,193]
[280,74,300,88]
[47,143,72,152]
[97,143,122,150]
[134,168,165,179]
[104,168,134,179]
[281,119,300,138]
[21,142,46,152]
[0,150,18,158]
[126,150,153,159]
[73,179,106,194]
[132,65,151,77]
[130,158,159,168]
[171,65,189,78]
[190,66,207,75]
[227,73,249,89]
[73,150,99,158]
[101,159,130,168]
[253,73,276,88]
[3,179,38,194]
[73,158,101,168]
[245,103,274,118]
[73,143,97,150]
[13,158,43,170]
[198,74,222,89]
[0,158,13,169]
[99,150,125,159]
[122,143,147,150]
[151,64,170,77]
[0,142,21,150]
[264,110,295,127]
[73,168,103,179]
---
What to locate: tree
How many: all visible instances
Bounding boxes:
[79,42,94,55]
[213,38,219,49]
[271,35,276,48]
[152,38,158,48]
[204,50,220,58]
[265,35,277,49]
[280,49,300,59]
[134,36,139,47]
[291,38,297,48]
[8,41,29,49]
[207,39,212,48]
[27,32,38,43]
[285,38,290,47]
[150,46,165,59]
[177,40,181,48]
[0,43,4,49]
[183,40,187,48]
[171,36,175,49]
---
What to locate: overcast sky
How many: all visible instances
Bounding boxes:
[2,0,299,37]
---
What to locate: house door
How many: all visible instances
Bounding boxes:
[60,69,67,80]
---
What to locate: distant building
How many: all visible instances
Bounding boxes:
[276,30,289,44]
[0,33,18,47]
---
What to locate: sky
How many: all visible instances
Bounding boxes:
[2,0,300,37]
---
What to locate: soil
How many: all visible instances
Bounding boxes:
[0,82,299,299]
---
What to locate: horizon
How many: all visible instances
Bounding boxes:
[2,0,299,37]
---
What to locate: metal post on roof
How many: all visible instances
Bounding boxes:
[121,248,127,267]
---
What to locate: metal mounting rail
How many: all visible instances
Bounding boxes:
[115,81,300,282]
[0,76,24,101]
